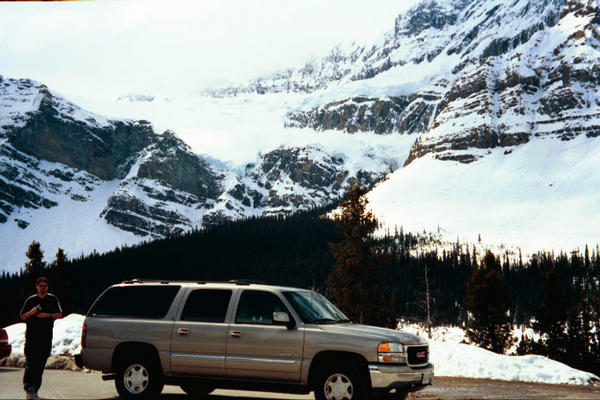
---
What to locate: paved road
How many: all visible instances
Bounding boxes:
[2,367,600,399]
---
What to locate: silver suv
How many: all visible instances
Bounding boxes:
[76,280,433,399]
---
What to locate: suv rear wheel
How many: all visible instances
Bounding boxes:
[314,362,370,400]
[115,355,164,399]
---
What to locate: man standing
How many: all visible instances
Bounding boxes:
[20,277,62,400]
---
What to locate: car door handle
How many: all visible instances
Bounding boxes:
[229,330,242,338]
[177,328,191,336]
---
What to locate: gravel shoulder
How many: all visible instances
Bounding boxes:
[416,376,600,399]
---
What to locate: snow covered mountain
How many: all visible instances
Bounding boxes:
[214,0,599,164]
[206,0,600,252]
[1,0,599,270]
[0,77,394,270]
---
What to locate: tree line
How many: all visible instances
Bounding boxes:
[0,188,598,375]
[326,186,599,376]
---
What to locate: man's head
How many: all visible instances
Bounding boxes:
[36,277,48,297]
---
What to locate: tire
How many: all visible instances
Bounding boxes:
[115,355,164,399]
[179,382,215,397]
[314,362,370,400]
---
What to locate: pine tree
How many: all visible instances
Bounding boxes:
[585,245,590,269]
[25,241,46,278]
[589,284,600,375]
[564,292,591,371]
[421,264,433,338]
[327,184,391,326]
[466,250,513,353]
[51,248,73,314]
[533,267,568,360]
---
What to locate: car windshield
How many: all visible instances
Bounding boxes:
[283,290,350,324]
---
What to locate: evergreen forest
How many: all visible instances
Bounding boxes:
[0,203,598,375]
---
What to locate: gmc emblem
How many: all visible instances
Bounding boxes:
[417,351,426,358]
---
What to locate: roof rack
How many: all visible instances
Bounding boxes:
[121,278,197,285]
[120,278,270,286]
[228,279,268,286]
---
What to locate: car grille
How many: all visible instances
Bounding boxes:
[407,345,428,366]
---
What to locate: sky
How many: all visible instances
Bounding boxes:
[0,0,421,100]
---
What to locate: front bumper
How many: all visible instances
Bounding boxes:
[369,363,434,394]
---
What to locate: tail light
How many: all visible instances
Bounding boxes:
[81,321,87,348]
[0,329,8,343]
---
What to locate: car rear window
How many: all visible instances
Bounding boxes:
[180,289,232,323]
[89,285,181,318]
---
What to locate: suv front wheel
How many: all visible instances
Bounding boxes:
[314,362,370,400]
[115,355,164,399]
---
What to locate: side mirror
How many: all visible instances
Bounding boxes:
[273,311,294,329]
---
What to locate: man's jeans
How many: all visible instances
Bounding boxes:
[23,341,51,394]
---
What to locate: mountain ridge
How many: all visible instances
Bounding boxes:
[201,0,600,252]
[0,76,394,270]
[2,0,600,270]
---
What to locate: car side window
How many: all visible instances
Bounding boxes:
[89,286,181,319]
[235,290,288,325]
[180,289,232,323]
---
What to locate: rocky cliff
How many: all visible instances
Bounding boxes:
[213,0,599,167]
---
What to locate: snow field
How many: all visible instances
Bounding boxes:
[368,134,600,255]
[0,177,143,271]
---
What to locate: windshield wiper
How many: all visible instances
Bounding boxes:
[310,318,339,324]
[337,318,351,323]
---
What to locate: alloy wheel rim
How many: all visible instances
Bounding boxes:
[324,373,353,400]
[124,363,149,394]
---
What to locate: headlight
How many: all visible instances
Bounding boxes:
[377,342,406,363]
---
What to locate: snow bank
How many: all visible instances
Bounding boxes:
[399,323,466,344]
[398,323,600,385]
[4,313,84,356]
[430,341,597,385]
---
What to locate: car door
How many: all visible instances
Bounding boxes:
[170,288,233,376]
[225,289,304,382]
